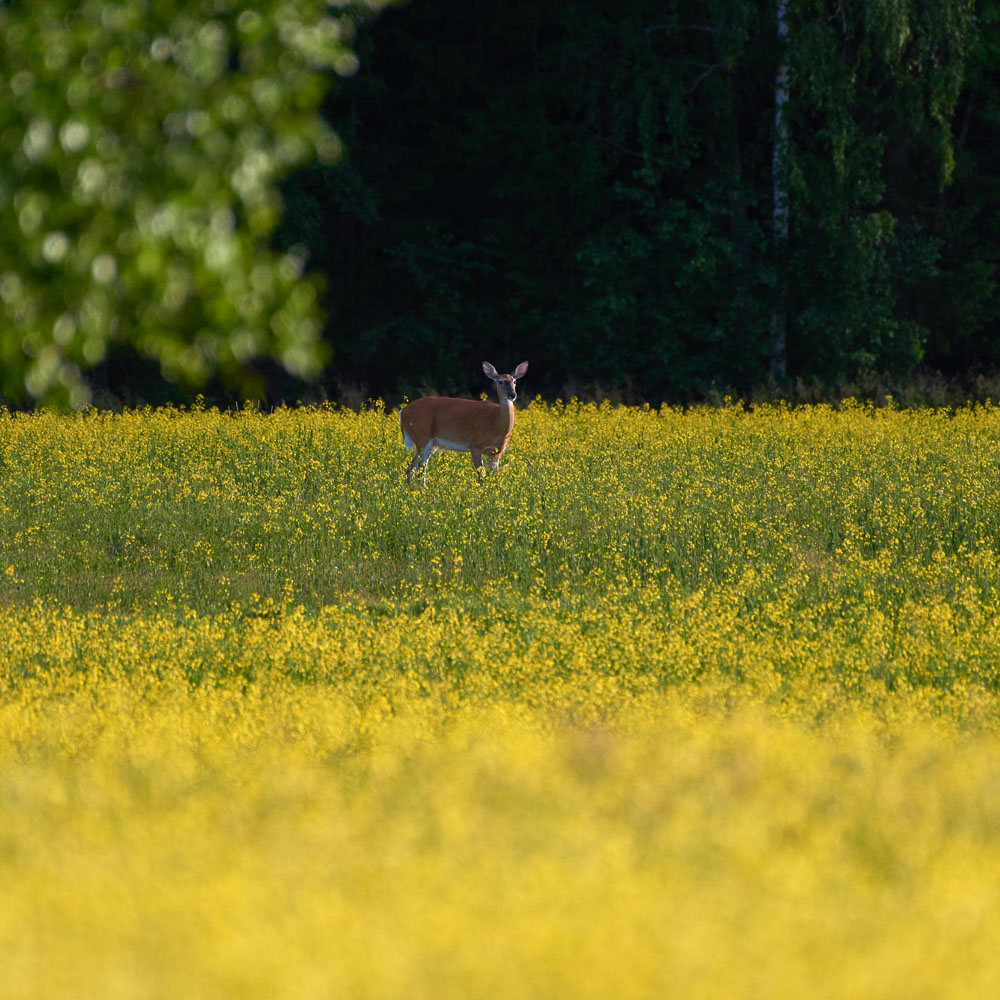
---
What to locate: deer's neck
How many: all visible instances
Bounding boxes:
[492,395,514,439]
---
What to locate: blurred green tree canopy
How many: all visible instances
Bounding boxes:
[0,0,385,406]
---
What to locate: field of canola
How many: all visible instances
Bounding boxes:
[3,399,1000,998]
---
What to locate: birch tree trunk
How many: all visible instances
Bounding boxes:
[771,0,790,379]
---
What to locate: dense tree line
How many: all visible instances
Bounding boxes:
[279,0,1000,404]
[4,1,1000,406]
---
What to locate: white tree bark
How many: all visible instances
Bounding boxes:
[771,0,790,379]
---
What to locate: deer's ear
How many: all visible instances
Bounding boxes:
[482,362,499,378]
[513,361,529,379]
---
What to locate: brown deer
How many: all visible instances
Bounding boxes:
[399,361,529,484]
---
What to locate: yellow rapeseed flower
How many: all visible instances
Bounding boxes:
[1,401,1000,996]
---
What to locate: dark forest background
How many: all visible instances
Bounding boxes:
[99,0,1000,406]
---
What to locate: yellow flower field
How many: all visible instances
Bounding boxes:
[2,400,1000,997]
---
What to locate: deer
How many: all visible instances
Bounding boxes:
[399,361,529,484]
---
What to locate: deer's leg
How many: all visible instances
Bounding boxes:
[470,449,485,482]
[405,442,435,486]
[419,442,438,485]
[404,453,419,484]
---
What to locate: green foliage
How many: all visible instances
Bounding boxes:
[782,0,977,376]
[0,0,387,407]
[5,0,996,405]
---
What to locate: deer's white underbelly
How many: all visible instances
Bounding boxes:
[432,437,472,453]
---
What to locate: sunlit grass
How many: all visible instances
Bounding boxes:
[3,399,1000,997]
